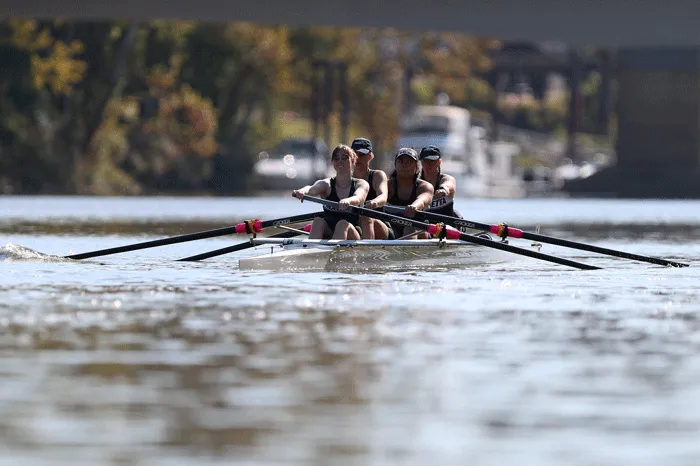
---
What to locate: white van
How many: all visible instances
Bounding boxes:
[395,105,525,198]
[395,105,472,176]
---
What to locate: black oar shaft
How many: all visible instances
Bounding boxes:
[411,210,689,268]
[522,231,685,267]
[65,212,319,260]
[301,195,600,271]
[176,230,299,262]
[66,226,240,260]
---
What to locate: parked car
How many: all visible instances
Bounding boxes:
[253,137,330,190]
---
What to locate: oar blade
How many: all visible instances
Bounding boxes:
[64,225,238,260]
[410,209,689,268]
[65,212,320,260]
[518,230,689,268]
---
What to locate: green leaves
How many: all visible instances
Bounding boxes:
[0,19,501,194]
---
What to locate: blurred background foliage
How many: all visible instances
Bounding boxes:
[0,19,604,195]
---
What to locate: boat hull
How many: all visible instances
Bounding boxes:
[238,237,518,272]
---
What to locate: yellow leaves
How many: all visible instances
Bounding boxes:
[30,55,46,90]
[147,69,176,95]
[423,37,471,75]
[9,18,56,52]
[33,29,54,50]
[223,23,291,67]
[151,85,219,158]
[497,92,568,132]
[151,20,196,45]
[9,19,87,95]
[8,19,38,49]
[413,33,501,106]
[31,41,87,95]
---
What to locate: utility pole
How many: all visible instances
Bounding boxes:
[338,62,349,146]
[310,60,350,178]
[567,48,582,162]
[597,48,612,136]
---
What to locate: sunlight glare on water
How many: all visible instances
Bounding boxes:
[1,196,700,465]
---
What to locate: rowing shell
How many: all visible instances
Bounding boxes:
[238,235,529,271]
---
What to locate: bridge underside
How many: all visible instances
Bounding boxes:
[3,0,700,47]
[5,0,700,197]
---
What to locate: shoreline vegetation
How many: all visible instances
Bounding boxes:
[0,19,611,196]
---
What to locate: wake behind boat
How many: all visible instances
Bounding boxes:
[238,235,518,271]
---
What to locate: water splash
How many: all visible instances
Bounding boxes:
[0,243,67,262]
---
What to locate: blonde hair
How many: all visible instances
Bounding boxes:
[330,144,358,165]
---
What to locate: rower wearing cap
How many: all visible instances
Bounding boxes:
[350,137,393,240]
[418,145,462,218]
[292,144,369,240]
[385,147,434,239]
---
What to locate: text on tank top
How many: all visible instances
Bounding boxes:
[425,173,456,216]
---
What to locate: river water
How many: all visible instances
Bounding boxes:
[1,195,699,465]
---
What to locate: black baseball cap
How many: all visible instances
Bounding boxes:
[351,138,373,155]
[395,147,418,161]
[419,145,441,160]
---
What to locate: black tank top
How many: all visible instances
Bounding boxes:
[387,173,419,207]
[366,169,377,202]
[323,177,360,225]
[425,173,456,216]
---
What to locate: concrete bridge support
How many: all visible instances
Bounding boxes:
[566,47,700,198]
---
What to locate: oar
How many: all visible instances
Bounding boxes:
[299,195,600,271]
[177,224,312,261]
[65,212,320,260]
[387,207,689,268]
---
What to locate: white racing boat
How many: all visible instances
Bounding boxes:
[61,195,687,270]
[238,235,520,271]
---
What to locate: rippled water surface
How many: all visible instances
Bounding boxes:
[2,195,700,465]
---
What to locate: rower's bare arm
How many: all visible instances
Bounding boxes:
[438,174,457,199]
[293,179,330,199]
[344,179,369,207]
[413,180,435,211]
[366,171,389,209]
[405,181,434,217]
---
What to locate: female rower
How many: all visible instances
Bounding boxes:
[350,137,392,239]
[292,144,369,240]
[385,147,434,239]
[418,145,462,218]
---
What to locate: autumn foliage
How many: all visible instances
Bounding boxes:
[0,19,500,195]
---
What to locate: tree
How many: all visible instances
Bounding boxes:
[179,22,293,193]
